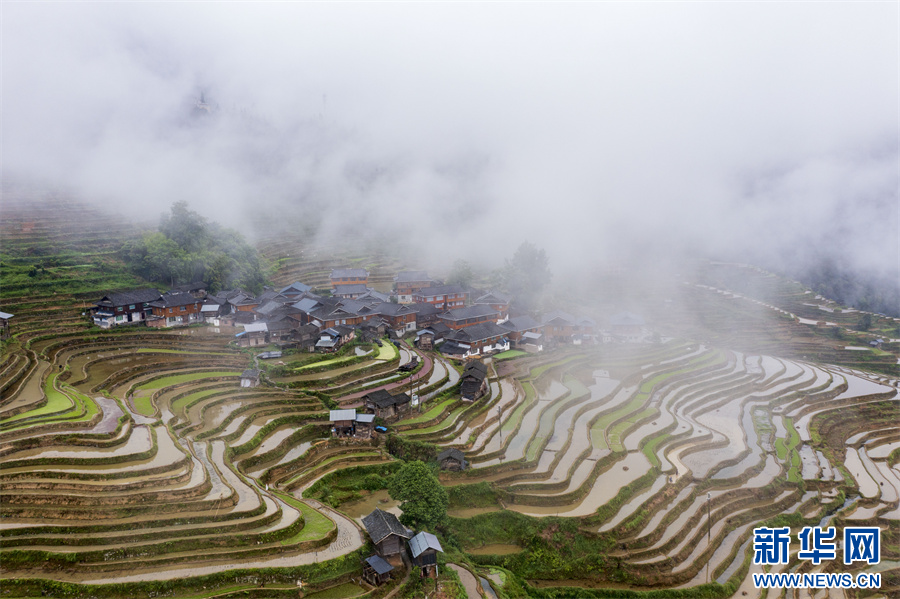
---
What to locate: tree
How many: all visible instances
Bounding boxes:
[447,259,474,289]
[387,460,448,531]
[501,242,552,310]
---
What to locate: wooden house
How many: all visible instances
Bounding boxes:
[355,413,375,436]
[0,311,12,339]
[362,555,394,586]
[460,360,489,401]
[237,322,268,347]
[436,448,467,471]
[440,322,510,359]
[362,508,410,559]
[500,316,543,349]
[146,292,205,328]
[438,305,500,330]
[409,302,442,327]
[92,288,161,328]
[609,312,644,342]
[241,369,260,388]
[474,291,512,322]
[330,409,356,437]
[371,303,417,337]
[333,284,369,299]
[412,285,468,311]
[330,268,369,289]
[364,390,412,420]
[394,271,432,304]
[409,531,444,578]
[278,281,312,300]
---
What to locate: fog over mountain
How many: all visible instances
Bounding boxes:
[3,3,898,306]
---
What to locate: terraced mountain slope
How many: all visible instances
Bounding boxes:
[1,194,898,598]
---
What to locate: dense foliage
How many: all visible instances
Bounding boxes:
[500,241,552,311]
[388,460,448,531]
[122,201,267,293]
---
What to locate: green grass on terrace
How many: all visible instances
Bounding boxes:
[400,398,456,425]
[137,348,234,356]
[494,350,527,361]
[171,387,232,413]
[137,371,242,390]
[133,394,156,417]
[1,373,74,425]
[273,493,337,543]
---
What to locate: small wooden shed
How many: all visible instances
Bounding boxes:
[362,554,394,586]
[409,531,444,578]
[362,508,410,559]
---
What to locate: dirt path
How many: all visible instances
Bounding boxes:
[448,563,482,599]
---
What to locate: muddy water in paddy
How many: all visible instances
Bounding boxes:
[510,451,653,517]
[867,441,900,459]
[340,489,401,521]
[844,448,880,498]
[599,475,668,532]
[244,441,313,478]
[3,425,152,460]
[1,360,51,413]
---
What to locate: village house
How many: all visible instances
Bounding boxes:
[278,281,312,300]
[500,316,544,349]
[474,291,512,322]
[363,508,411,561]
[436,448,468,471]
[240,369,260,388]
[236,322,267,347]
[329,409,356,436]
[459,360,489,401]
[415,322,451,350]
[409,531,444,578]
[408,302,442,327]
[91,288,161,328]
[393,271,432,304]
[363,389,412,420]
[412,285,468,311]
[0,311,13,339]
[370,302,417,337]
[362,555,394,586]
[333,284,369,299]
[438,305,500,330]
[609,312,645,342]
[330,268,369,289]
[169,281,207,298]
[316,326,355,352]
[355,412,375,437]
[292,323,320,352]
[359,316,389,341]
[146,292,205,328]
[440,322,510,359]
[226,290,260,313]
[542,311,595,345]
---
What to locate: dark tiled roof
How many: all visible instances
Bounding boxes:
[149,293,204,308]
[542,310,577,326]
[437,448,466,463]
[440,342,468,356]
[475,291,511,304]
[501,316,541,332]
[365,555,394,575]
[414,285,467,298]
[440,305,499,322]
[170,281,206,293]
[464,361,488,375]
[279,282,312,295]
[362,508,410,544]
[408,302,441,316]
[96,288,161,307]
[447,322,509,343]
[373,302,414,317]
[334,284,369,296]
[241,369,260,378]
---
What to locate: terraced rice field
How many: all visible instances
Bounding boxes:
[2,196,898,597]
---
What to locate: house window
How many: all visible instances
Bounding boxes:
[117,307,123,312]
[181,306,187,312]
[129,304,136,310]
[168,308,173,314]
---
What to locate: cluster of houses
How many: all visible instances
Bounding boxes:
[91,269,650,359]
[361,508,444,585]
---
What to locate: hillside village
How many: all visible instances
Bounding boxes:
[91,268,646,359]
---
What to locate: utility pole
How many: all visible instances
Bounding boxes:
[706,491,711,584]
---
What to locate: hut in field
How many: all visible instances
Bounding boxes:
[362,554,394,586]
[362,508,410,560]
[409,531,443,578]
[436,448,467,471]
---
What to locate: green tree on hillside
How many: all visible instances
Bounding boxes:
[122,202,267,293]
[388,460,448,531]
[501,241,552,310]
